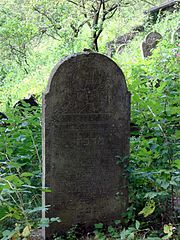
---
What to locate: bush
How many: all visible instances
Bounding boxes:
[0,107,42,238]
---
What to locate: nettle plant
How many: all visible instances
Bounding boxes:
[127,37,180,233]
[0,106,43,238]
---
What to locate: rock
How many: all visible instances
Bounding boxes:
[14,95,39,114]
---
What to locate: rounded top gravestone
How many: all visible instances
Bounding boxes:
[42,52,130,239]
[141,31,162,58]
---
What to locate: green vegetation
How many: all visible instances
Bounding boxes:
[0,0,179,239]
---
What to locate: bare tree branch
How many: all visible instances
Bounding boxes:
[70,19,91,37]
[81,0,91,28]
[105,7,117,20]
[33,6,62,39]
[66,0,78,6]
[142,0,155,6]
[104,3,118,16]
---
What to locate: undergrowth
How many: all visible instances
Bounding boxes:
[0,2,179,239]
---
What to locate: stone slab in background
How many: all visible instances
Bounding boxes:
[145,0,180,15]
[141,32,162,58]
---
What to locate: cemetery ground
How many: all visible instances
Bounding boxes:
[0,0,179,239]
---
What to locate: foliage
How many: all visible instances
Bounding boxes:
[0,0,179,239]
[0,1,38,71]
[0,108,42,238]
[0,0,158,107]
[125,36,180,237]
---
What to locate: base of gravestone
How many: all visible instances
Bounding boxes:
[42,220,128,240]
[43,215,126,239]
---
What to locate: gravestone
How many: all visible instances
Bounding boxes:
[42,52,130,239]
[141,32,162,58]
[117,44,126,55]
[107,31,137,57]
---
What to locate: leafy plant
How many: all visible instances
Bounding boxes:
[126,36,180,232]
[0,107,42,238]
[0,1,179,239]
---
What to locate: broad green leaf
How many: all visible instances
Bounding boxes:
[42,187,52,192]
[0,206,9,219]
[174,159,180,169]
[161,181,169,190]
[50,217,61,223]
[22,225,31,238]
[2,229,18,240]
[145,192,158,199]
[39,218,50,228]
[162,224,174,239]
[26,205,50,214]
[5,175,23,187]
[16,134,26,142]
[114,219,121,225]
[175,130,180,139]
[120,228,128,239]
[163,224,173,234]
[127,232,135,240]
[108,225,114,233]
[94,223,103,229]
[8,162,27,168]
[20,172,33,177]
[135,220,140,230]
[139,200,155,217]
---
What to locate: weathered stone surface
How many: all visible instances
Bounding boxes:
[141,32,162,58]
[107,31,137,56]
[145,0,179,15]
[42,53,130,239]
[107,26,144,57]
